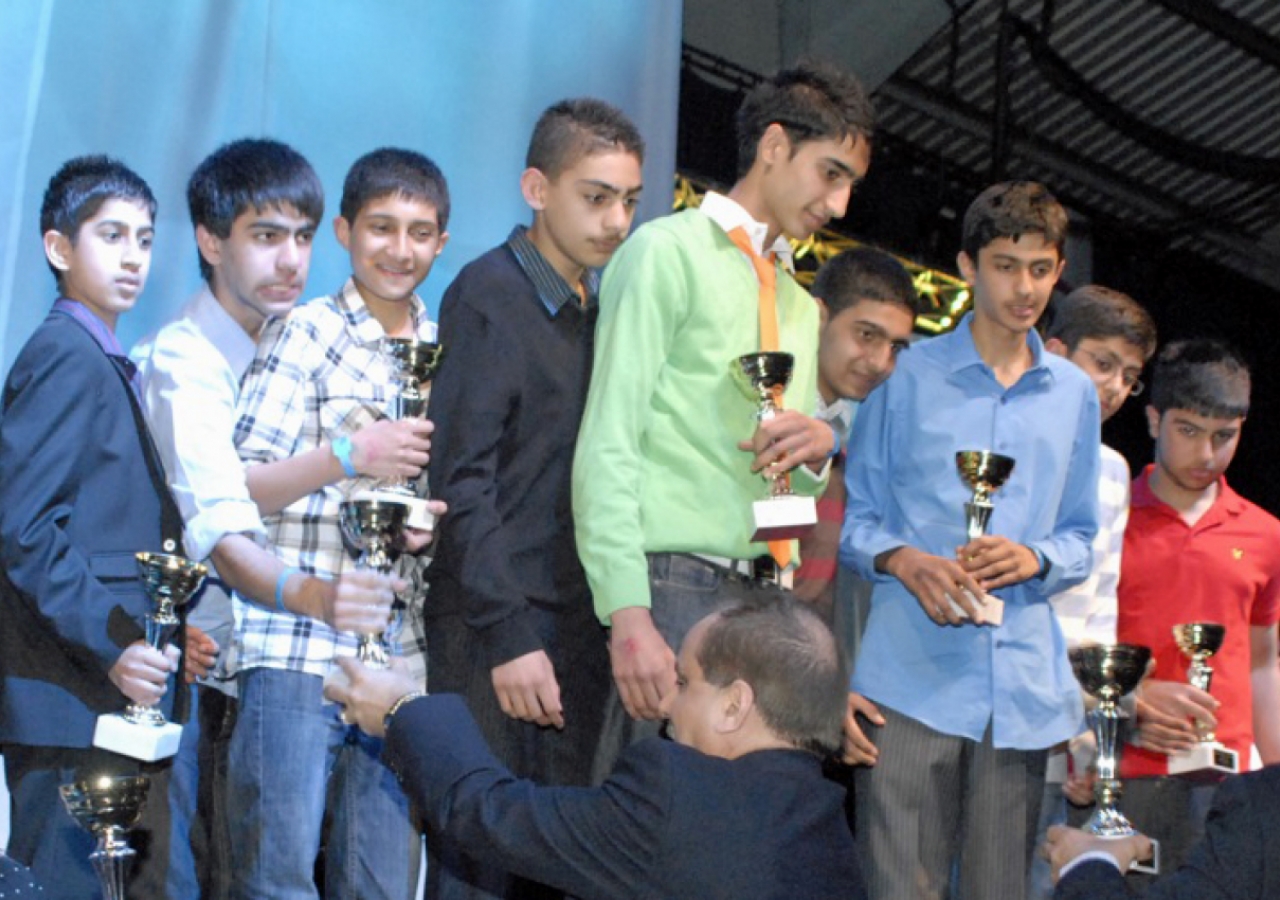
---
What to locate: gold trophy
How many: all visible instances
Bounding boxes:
[338,497,409,668]
[373,336,445,531]
[730,352,817,541]
[94,552,207,761]
[1168,622,1239,779]
[1069,643,1160,874]
[60,774,150,900]
[951,451,1016,626]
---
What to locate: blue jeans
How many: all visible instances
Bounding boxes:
[226,667,421,900]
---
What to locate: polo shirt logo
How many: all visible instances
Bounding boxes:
[1233,548,1245,560]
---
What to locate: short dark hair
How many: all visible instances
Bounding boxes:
[696,596,848,757]
[526,98,645,180]
[812,247,921,319]
[40,155,156,283]
[961,181,1069,261]
[735,61,875,179]
[339,148,451,231]
[1150,338,1250,419]
[1043,284,1157,360]
[187,138,324,284]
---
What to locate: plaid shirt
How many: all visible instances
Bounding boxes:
[232,278,435,681]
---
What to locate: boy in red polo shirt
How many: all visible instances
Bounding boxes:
[1117,338,1280,883]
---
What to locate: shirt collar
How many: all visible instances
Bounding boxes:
[1132,464,1246,517]
[188,287,259,378]
[944,313,1052,381]
[506,225,598,316]
[52,297,125,358]
[699,191,795,271]
[334,277,435,346]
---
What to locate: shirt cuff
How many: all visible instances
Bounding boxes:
[185,502,267,561]
[1058,851,1124,880]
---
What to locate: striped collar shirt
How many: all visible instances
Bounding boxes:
[505,225,600,315]
[232,278,435,680]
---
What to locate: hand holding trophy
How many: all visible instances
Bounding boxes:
[731,351,817,541]
[951,450,1015,626]
[1069,643,1160,874]
[93,552,207,761]
[369,336,444,531]
[338,498,409,669]
[1168,622,1239,779]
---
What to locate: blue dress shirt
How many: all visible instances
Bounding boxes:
[841,315,1100,749]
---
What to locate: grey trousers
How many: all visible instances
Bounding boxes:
[853,704,1047,900]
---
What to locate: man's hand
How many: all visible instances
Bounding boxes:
[879,546,985,624]
[736,410,834,476]
[956,536,1040,591]
[323,656,420,738]
[608,607,676,721]
[492,650,564,729]
[183,625,219,685]
[350,418,433,480]
[1134,679,1217,754]
[108,641,179,706]
[402,500,447,555]
[1044,824,1153,882]
[841,692,885,766]
[1062,770,1097,806]
[325,570,402,634]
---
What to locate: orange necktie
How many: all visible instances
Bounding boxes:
[727,226,792,569]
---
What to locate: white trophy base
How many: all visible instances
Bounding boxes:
[352,490,436,532]
[93,713,182,762]
[750,495,817,542]
[1169,741,1239,781]
[946,590,1005,626]
[1106,835,1159,874]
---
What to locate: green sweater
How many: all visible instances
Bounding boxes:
[572,208,824,623]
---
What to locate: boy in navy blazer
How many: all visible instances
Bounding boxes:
[0,156,185,897]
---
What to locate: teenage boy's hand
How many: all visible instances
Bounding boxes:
[401,499,447,554]
[841,692,885,766]
[491,650,565,729]
[608,607,677,721]
[878,546,984,624]
[351,418,433,480]
[1134,679,1217,754]
[183,625,219,684]
[109,641,179,707]
[738,411,835,476]
[956,536,1040,590]
[327,571,402,634]
[324,656,419,739]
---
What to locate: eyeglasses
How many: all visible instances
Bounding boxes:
[1077,347,1144,396]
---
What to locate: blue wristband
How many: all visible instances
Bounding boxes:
[827,423,842,459]
[275,566,301,612]
[332,436,357,478]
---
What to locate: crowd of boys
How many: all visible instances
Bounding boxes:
[0,58,1276,900]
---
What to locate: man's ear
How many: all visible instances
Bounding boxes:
[520,168,548,212]
[195,224,222,269]
[715,679,756,735]
[814,296,830,329]
[956,250,977,284]
[333,215,351,251]
[1145,404,1160,440]
[1044,336,1069,359]
[43,230,72,273]
[757,123,790,170]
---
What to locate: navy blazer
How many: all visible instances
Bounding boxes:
[1055,765,1280,899]
[0,309,182,748]
[386,694,866,900]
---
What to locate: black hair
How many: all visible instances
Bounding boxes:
[526,98,645,180]
[1042,284,1157,360]
[187,138,324,284]
[735,61,875,179]
[812,246,921,318]
[339,148,450,231]
[40,155,156,283]
[961,181,1069,261]
[1149,338,1250,419]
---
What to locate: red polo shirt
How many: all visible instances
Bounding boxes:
[1118,465,1280,778]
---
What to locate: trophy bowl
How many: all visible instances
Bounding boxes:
[1173,622,1226,661]
[1069,643,1151,703]
[60,774,150,899]
[136,551,208,614]
[382,337,444,420]
[731,352,795,418]
[340,498,409,572]
[955,451,1016,501]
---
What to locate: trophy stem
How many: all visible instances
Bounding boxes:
[963,500,994,542]
[90,837,134,900]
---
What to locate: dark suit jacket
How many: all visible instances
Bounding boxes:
[386,694,866,900]
[1055,765,1280,900]
[0,309,182,748]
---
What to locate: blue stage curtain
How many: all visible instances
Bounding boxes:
[0,0,682,368]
